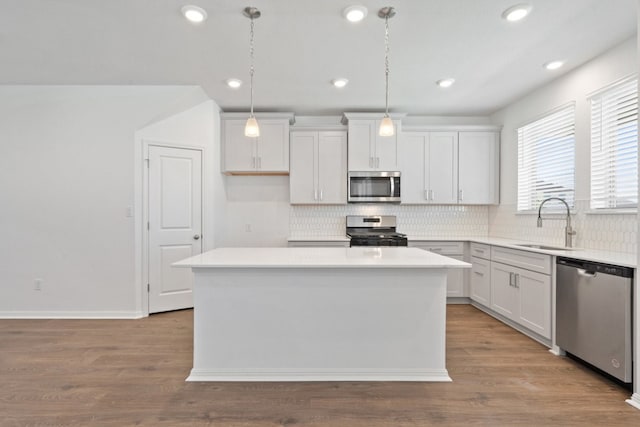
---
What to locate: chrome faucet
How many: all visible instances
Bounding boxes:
[537,197,576,248]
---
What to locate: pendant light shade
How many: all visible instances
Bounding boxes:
[379,116,394,136]
[378,7,396,137]
[245,116,260,137]
[244,7,261,138]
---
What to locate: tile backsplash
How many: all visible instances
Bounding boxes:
[291,201,637,255]
[290,205,489,238]
[488,200,637,254]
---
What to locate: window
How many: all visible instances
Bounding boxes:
[590,77,638,210]
[517,105,575,211]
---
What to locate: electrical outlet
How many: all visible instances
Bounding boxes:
[34,279,42,291]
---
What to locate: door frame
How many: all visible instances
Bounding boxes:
[138,139,205,317]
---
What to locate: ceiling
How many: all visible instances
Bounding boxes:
[1,0,636,116]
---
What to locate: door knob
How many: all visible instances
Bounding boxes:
[193,234,200,240]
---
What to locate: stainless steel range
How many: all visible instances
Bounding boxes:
[346,215,408,247]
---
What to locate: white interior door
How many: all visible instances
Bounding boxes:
[148,145,202,313]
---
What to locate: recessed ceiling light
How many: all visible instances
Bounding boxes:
[226,78,242,89]
[181,5,208,23]
[436,78,456,88]
[544,60,564,70]
[331,78,349,88]
[501,4,532,22]
[343,5,368,23]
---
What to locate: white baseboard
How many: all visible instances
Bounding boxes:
[626,393,640,410]
[0,310,145,319]
[187,368,452,382]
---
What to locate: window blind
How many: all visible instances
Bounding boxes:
[590,78,638,209]
[517,105,575,211]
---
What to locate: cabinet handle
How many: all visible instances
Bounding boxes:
[515,273,520,288]
[459,189,464,201]
[252,156,256,168]
[314,189,318,201]
[424,190,429,200]
[370,157,374,168]
[430,248,442,252]
[376,157,380,168]
[258,156,262,169]
[509,272,515,287]
[474,271,484,276]
[430,190,434,201]
[319,189,323,201]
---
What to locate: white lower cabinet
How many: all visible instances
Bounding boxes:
[470,256,491,306]
[409,241,466,297]
[490,261,551,340]
[470,243,552,341]
[287,241,349,247]
[446,255,466,297]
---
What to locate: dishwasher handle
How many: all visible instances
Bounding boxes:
[577,268,597,278]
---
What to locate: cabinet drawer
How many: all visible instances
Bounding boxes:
[470,243,491,260]
[490,246,551,275]
[410,241,464,255]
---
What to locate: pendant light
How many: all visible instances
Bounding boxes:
[378,7,396,137]
[244,7,261,137]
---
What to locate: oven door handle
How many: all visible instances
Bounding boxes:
[390,177,395,197]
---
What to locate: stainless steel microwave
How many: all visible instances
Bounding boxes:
[348,171,401,203]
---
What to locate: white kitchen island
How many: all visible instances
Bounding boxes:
[174,247,470,382]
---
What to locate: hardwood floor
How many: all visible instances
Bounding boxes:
[1,305,638,426]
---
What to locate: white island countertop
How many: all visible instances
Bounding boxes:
[174,247,471,269]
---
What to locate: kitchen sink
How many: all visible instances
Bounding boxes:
[515,244,575,251]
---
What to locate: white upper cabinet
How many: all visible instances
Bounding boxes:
[428,132,459,204]
[222,113,293,175]
[290,131,347,204]
[399,131,458,204]
[347,119,400,171]
[400,129,499,205]
[458,132,499,204]
[398,133,427,203]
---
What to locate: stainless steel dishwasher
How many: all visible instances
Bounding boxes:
[556,257,633,383]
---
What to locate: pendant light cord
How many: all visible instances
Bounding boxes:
[384,15,390,117]
[249,16,255,117]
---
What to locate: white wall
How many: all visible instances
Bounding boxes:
[220,176,291,247]
[0,86,211,318]
[489,37,638,252]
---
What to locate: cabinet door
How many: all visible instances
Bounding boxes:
[427,132,458,204]
[375,119,399,170]
[458,132,498,204]
[290,132,318,204]
[348,120,375,171]
[256,120,289,172]
[317,131,347,204]
[224,119,256,172]
[447,255,466,297]
[516,267,551,339]
[470,256,491,306]
[490,262,518,321]
[399,133,428,204]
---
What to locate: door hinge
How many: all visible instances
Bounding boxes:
[147,283,150,293]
